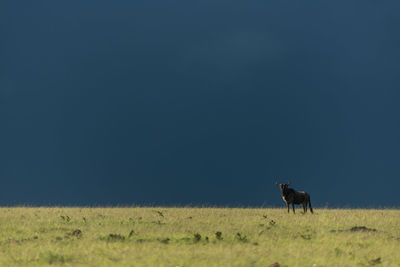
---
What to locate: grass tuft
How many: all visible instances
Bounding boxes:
[39,252,72,264]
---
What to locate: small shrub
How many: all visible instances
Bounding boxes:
[60,215,71,222]
[349,226,376,232]
[154,210,164,217]
[193,233,201,242]
[235,233,248,242]
[159,238,170,244]
[128,230,135,238]
[215,231,223,240]
[66,229,82,238]
[102,234,125,241]
[334,248,343,256]
[39,252,72,264]
[369,257,381,265]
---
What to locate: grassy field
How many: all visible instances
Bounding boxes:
[0,207,399,266]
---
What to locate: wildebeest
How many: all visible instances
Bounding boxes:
[276,182,313,214]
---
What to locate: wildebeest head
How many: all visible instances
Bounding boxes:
[275,181,291,193]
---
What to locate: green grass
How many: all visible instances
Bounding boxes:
[0,207,399,266]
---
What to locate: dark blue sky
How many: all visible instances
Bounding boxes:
[1,1,400,207]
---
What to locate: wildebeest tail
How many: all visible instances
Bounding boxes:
[308,196,313,214]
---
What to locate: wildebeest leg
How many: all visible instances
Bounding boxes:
[302,202,306,213]
[287,203,290,213]
[292,203,295,214]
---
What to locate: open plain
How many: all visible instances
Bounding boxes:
[0,207,399,266]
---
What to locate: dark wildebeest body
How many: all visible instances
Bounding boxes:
[277,183,313,214]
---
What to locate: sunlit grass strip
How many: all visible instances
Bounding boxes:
[0,208,399,266]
